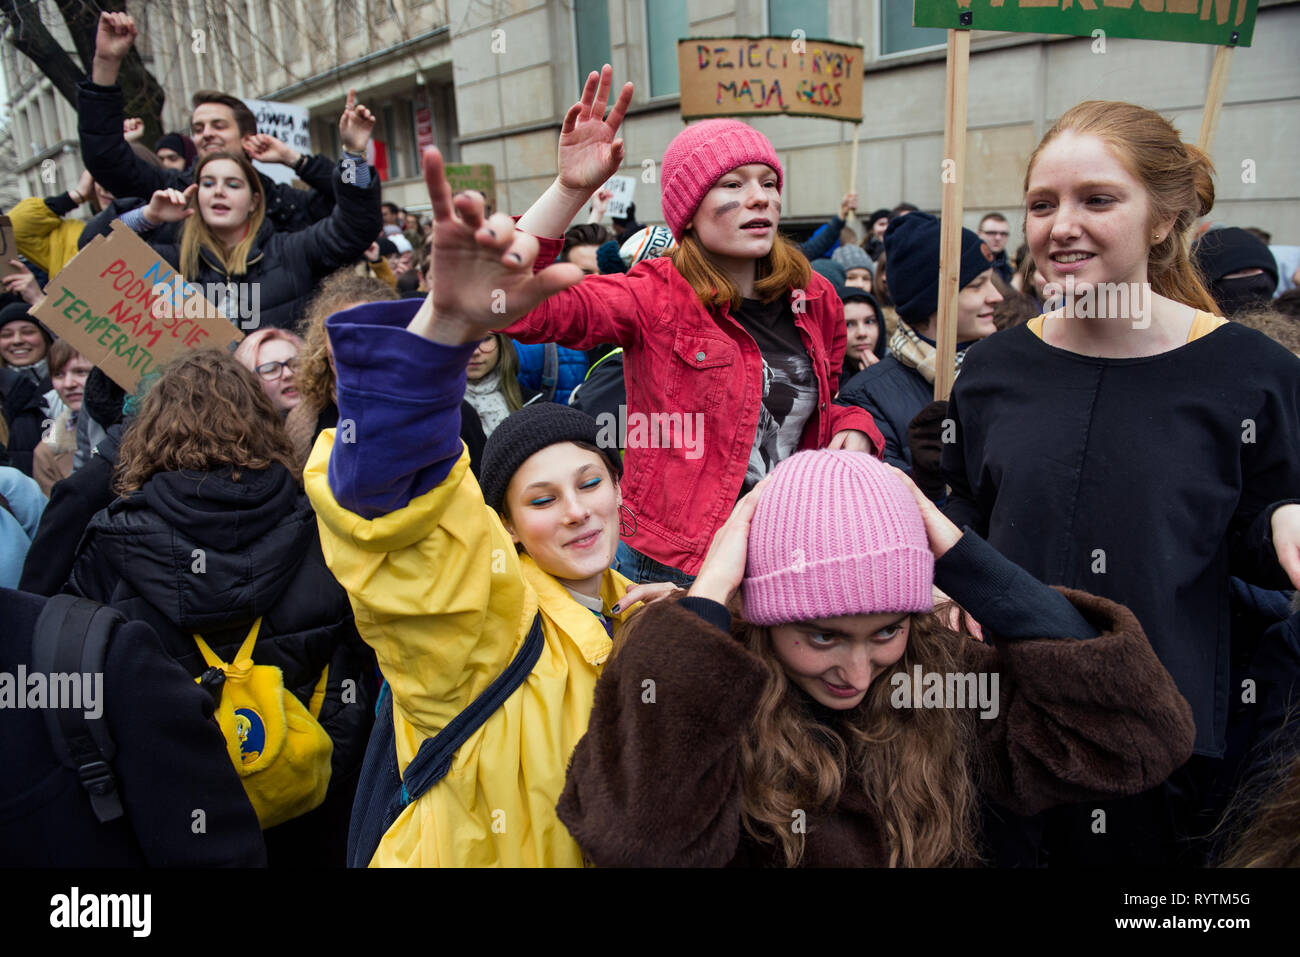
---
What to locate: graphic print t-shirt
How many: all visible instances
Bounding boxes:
[733,296,816,495]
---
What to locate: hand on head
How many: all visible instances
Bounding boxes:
[687,477,773,606]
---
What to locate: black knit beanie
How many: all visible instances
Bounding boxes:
[1192,227,1278,285]
[480,402,623,513]
[884,212,995,325]
[0,301,54,346]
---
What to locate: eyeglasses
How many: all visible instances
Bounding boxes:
[254,358,299,380]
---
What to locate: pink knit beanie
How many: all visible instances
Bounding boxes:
[660,119,783,240]
[742,451,934,625]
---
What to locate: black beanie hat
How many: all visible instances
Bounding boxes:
[155,132,186,155]
[884,212,994,325]
[0,301,54,346]
[1192,227,1278,285]
[480,402,623,513]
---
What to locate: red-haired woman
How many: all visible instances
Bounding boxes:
[942,100,1300,865]
[506,67,882,586]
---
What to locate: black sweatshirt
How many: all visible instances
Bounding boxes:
[941,321,1300,756]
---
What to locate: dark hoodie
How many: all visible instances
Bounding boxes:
[65,463,376,864]
[20,423,125,596]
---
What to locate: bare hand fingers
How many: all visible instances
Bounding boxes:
[606,81,634,130]
[577,70,598,120]
[592,64,612,122]
[453,189,488,232]
[475,211,518,253]
[423,148,456,223]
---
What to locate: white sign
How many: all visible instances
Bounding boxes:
[603,175,636,219]
[243,98,312,186]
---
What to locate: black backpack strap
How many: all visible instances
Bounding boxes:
[540,342,559,403]
[347,612,546,867]
[31,595,126,823]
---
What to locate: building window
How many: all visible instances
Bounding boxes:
[646,0,689,98]
[878,0,946,56]
[768,0,827,41]
[574,0,612,93]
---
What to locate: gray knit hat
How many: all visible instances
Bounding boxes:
[480,402,623,512]
[832,243,875,275]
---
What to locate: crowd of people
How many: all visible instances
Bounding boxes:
[2,14,1300,870]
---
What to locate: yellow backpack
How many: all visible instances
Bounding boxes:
[194,618,333,829]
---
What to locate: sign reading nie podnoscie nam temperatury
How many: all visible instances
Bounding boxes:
[677,37,864,122]
[913,0,1258,46]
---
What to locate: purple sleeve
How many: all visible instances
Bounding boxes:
[325,299,479,518]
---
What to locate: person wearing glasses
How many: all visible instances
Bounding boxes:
[235,329,305,418]
[465,331,533,439]
[977,213,1015,284]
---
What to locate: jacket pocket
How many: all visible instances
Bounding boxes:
[665,331,735,411]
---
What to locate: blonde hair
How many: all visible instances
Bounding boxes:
[233,327,305,373]
[1025,101,1218,314]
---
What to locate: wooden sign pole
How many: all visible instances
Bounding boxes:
[846,36,865,235]
[934,28,970,402]
[1196,45,1234,156]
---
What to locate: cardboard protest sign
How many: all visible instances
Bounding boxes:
[602,175,637,219]
[244,98,313,186]
[31,221,243,393]
[913,0,1257,46]
[444,164,498,212]
[677,37,864,121]
[0,215,24,278]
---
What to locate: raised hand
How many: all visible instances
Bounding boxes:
[339,89,376,154]
[123,117,144,142]
[889,464,962,560]
[687,478,771,606]
[243,132,298,167]
[143,185,198,225]
[557,65,633,195]
[587,188,613,224]
[2,261,43,306]
[407,147,585,346]
[72,169,95,205]
[94,12,137,63]
[840,191,858,220]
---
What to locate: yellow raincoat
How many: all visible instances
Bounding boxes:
[305,429,634,866]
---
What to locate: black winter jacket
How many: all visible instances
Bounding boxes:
[0,587,266,866]
[0,366,52,477]
[141,163,382,330]
[65,464,377,859]
[837,353,932,470]
[20,424,124,597]
[78,79,337,234]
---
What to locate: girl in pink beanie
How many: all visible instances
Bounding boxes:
[557,449,1197,867]
[498,66,883,587]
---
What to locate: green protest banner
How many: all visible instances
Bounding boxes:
[444,164,497,213]
[913,0,1257,47]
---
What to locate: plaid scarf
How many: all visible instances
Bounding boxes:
[888,320,968,386]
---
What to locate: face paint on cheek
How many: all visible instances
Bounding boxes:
[713,201,740,218]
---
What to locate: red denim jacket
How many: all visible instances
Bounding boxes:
[506,241,883,575]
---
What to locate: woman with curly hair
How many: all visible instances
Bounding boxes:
[66,349,377,866]
[557,450,1196,867]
